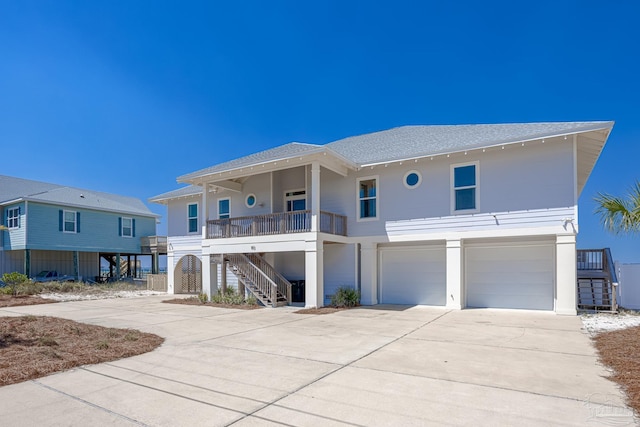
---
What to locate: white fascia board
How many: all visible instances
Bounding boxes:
[22,198,160,218]
[0,197,25,206]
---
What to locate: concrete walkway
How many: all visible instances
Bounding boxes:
[0,296,635,426]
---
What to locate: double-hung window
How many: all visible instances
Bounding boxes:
[452,163,478,212]
[63,210,77,233]
[188,203,198,233]
[357,176,378,220]
[218,198,230,219]
[121,217,133,237]
[7,207,19,229]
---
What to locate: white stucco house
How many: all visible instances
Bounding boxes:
[150,121,614,315]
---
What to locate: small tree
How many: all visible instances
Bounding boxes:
[2,272,29,297]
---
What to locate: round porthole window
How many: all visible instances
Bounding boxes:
[245,194,256,208]
[404,171,422,189]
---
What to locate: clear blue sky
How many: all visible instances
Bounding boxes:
[1,1,639,261]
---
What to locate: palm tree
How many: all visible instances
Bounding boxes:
[595,181,640,234]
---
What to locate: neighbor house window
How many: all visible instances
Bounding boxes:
[63,210,77,233]
[218,198,230,219]
[357,176,378,220]
[452,163,478,212]
[6,207,19,229]
[121,217,133,237]
[188,203,198,233]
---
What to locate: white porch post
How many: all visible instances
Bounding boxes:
[202,253,212,298]
[310,162,320,232]
[167,253,175,294]
[305,240,324,307]
[360,242,378,305]
[446,239,463,309]
[202,183,209,238]
[556,234,577,315]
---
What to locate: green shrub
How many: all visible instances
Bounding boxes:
[330,286,360,308]
[198,293,209,303]
[1,272,29,296]
[210,287,255,305]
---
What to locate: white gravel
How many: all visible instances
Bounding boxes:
[40,290,165,302]
[581,311,640,334]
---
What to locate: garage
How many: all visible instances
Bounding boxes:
[379,245,446,305]
[465,242,554,310]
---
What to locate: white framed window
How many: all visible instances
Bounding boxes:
[121,217,133,237]
[63,210,77,233]
[6,207,19,229]
[245,194,257,208]
[187,203,198,233]
[403,170,422,189]
[218,198,230,219]
[357,176,378,221]
[451,162,479,213]
[284,189,306,212]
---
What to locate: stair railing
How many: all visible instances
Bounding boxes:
[245,253,292,304]
[226,253,279,307]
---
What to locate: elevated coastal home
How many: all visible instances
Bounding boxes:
[150,121,613,314]
[0,175,161,281]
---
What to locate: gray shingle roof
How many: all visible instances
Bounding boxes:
[326,121,614,165]
[178,142,325,182]
[0,175,156,217]
[148,185,202,204]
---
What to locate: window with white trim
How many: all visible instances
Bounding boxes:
[357,176,378,220]
[121,217,133,237]
[188,203,198,233]
[452,163,478,212]
[7,207,19,229]
[64,210,77,233]
[218,198,230,219]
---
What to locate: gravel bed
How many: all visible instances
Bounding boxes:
[40,290,166,302]
[581,310,640,334]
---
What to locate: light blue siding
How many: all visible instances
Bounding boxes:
[26,202,156,253]
[2,202,27,250]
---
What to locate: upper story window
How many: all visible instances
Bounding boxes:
[6,207,19,229]
[218,198,230,219]
[63,210,78,233]
[122,217,133,237]
[285,190,306,212]
[188,203,198,233]
[452,162,478,212]
[357,176,378,220]
[245,194,256,208]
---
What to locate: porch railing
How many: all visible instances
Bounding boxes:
[207,210,347,239]
[577,248,618,312]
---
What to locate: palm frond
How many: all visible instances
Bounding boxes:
[594,181,640,234]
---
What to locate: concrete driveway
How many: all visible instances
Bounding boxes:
[0,296,635,426]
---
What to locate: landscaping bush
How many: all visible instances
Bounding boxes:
[1,272,29,296]
[330,286,360,308]
[210,287,256,305]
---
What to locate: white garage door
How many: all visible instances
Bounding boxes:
[466,243,554,310]
[379,246,446,305]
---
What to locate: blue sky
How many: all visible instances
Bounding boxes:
[1,1,639,261]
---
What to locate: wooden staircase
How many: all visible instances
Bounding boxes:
[577,248,618,312]
[225,253,292,308]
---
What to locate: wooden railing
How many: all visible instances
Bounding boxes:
[245,253,292,304]
[226,253,281,307]
[207,210,347,239]
[140,236,168,254]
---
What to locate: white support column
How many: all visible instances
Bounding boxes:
[446,239,463,309]
[310,162,320,232]
[167,253,175,294]
[305,240,324,307]
[556,234,577,315]
[360,242,378,305]
[202,183,209,238]
[202,253,212,298]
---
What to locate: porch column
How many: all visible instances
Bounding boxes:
[152,252,159,274]
[360,242,377,305]
[202,183,209,238]
[202,253,217,298]
[115,253,121,280]
[167,253,175,294]
[73,251,79,281]
[305,240,324,307]
[310,162,320,232]
[556,234,577,315]
[221,256,227,294]
[446,239,463,309]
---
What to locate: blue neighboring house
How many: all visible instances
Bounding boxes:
[0,175,160,281]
